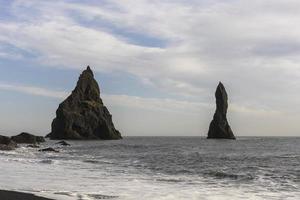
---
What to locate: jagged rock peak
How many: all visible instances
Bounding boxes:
[48,66,122,140]
[83,65,94,76]
[86,65,92,72]
[73,65,100,103]
[215,82,228,115]
[207,82,235,139]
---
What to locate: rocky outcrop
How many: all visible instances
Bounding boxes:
[36,136,45,143]
[0,135,17,150]
[11,132,45,144]
[207,82,235,139]
[47,66,122,140]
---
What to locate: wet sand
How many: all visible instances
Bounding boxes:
[0,190,54,200]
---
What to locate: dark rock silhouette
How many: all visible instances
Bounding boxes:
[36,136,45,143]
[0,135,17,150]
[48,66,122,140]
[0,190,54,200]
[207,82,235,139]
[11,132,45,144]
[56,141,70,146]
[39,147,59,152]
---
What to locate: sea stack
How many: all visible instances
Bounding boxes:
[207,82,235,139]
[47,66,122,140]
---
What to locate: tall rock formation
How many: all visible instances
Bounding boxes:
[207,82,235,139]
[48,66,122,140]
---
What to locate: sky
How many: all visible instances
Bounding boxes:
[0,0,300,137]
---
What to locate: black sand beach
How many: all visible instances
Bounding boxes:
[0,190,54,200]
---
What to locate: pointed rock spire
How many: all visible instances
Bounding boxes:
[48,66,122,140]
[85,65,93,75]
[207,82,235,139]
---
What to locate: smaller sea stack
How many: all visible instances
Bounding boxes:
[207,82,235,139]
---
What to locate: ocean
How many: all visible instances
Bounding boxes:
[0,137,299,200]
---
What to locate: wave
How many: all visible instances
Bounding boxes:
[39,159,53,164]
[156,178,185,183]
[83,159,114,165]
[83,159,99,164]
[111,143,147,149]
[275,154,300,158]
[206,171,254,180]
[53,191,118,199]
[87,193,118,199]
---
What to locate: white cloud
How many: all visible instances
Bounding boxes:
[0,82,209,114]
[0,83,68,99]
[0,82,280,116]
[1,0,300,101]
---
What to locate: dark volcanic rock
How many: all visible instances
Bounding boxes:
[36,136,46,143]
[207,82,235,139]
[39,147,59,152]
[48,66,122,140]
[11,132,45,144]
[0,135,13,145]
[56,141,70,146]
[0,135,17,150]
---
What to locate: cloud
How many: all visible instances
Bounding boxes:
[1,0,300,135]
[0,82,209,114]
[1,0,300,102]
[0,82,279,116]
[0,83,68,98]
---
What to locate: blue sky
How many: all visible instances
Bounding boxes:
[1,0,300,136]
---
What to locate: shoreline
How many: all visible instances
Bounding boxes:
[0,190,54,200]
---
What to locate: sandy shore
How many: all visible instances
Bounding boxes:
[0,190,54,200]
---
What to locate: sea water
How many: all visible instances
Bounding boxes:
[0,137,299,200]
